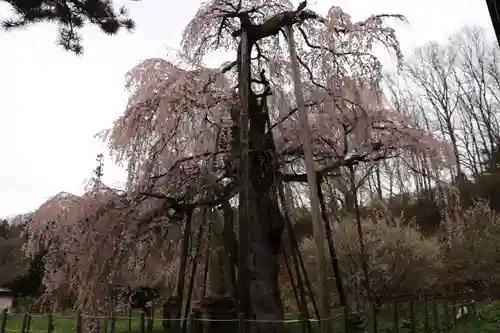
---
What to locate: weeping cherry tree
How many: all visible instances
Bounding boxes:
[25,1,451,332]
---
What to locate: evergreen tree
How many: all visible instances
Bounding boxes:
[86,153,105,190]
[1,0,134,54]
[0,219,9,239]
[3,250,46,297]
[482,146,500,175]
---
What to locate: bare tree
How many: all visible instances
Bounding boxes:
[405,42,463,179]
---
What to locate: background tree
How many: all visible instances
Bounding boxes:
[0,219,9,238]
[4,250,46,299]
[301,215,443,308]
[0,222,25,288]
[86,153,105,190]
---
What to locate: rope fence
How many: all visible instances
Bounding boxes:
[0,294,481,333]
[0,309,346,333]
[0,312,343,322]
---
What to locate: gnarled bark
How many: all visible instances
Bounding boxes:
[235,36,286,331]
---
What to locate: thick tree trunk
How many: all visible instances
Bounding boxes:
[246,75,286,333]
[235,29,286,332]
[247,156,286,332]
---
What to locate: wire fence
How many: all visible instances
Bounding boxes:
[0,293,482,333]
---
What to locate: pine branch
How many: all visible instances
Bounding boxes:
[1,0,135,54]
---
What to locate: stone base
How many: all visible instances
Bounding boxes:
[346,312,365,333]
[195,297,237,333]
[162,297,181,333]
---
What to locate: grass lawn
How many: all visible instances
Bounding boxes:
[1,312,150,333]
[1,301,499,333]
[362,299,500,333]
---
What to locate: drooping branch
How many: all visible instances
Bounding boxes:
[139,180,238,216]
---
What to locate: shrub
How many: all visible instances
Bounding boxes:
[477,301,500,324]
[300,216,443,306]
[443,199,500,290]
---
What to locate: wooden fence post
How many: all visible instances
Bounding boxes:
[452,289,458,332]
[187,313,193,333]
[370,304,377,333]
[127,309,132,332]
[1,309,7,333]
[147,312,153,332]
[432,295,439,331]
[443,295,449,333]
[26,312,32,333]
[423,295,429,333]
[140,312,145,333]
[110,313,116,333]
[342,306,349,333]
[238,312,245,333]
[392,300,399,333]
[47,313,54,333]
[75,312,82,333]
[409,298,416,333]
[20,312,29,333]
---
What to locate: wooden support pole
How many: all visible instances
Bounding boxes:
[237,29,251,319]
[285,24,332,333]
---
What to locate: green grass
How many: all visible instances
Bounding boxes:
[361,299,500,333]
[1,301,498,333]
[1,312,152,333]
[286,299,500,333]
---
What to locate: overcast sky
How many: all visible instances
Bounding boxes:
[0,0,492,217]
